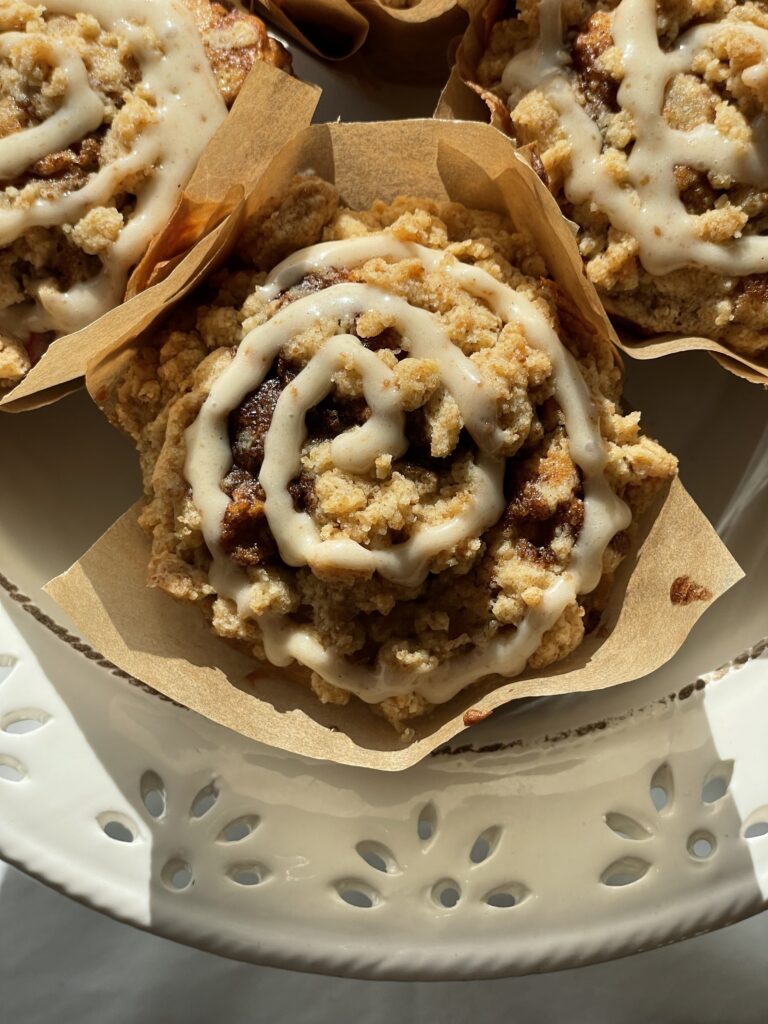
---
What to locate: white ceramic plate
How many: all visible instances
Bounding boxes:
[0,46,767,981]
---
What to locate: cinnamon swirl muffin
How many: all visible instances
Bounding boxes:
[472,0,768,361]
[106,175,676,730]
[0,0,289,386]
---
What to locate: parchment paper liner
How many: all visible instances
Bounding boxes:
[43,111,742,769]
[0,61,321,413]
[251,0,468,79]
[436,0,768,387]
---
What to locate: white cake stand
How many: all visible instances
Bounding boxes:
[1,46,767,982]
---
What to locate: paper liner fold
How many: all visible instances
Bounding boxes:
[253,0,369,60]
[437,0,768,386]
[42,114,742,769]
[252,0,468,80]
[0,61,320,413]
[46,481,742,771]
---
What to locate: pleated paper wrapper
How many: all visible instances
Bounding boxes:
[250,0,469,80]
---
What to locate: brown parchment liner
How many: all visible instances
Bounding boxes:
[436,0,768,387]
[43,107,742,769]
[0,61,321,413]
[250,0,468,81]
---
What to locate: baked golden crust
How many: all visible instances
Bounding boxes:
[109,175,677,730]
[472,0,768,360]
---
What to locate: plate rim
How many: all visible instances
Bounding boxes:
[2,568,768,980]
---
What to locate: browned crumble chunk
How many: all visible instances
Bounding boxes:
[670,575,713,605]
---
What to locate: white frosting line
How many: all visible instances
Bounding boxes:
[502,0,768,275]
[0,35,104,180]
[185,235,631,704]
[258,310,506,587]
[0,0,227,336]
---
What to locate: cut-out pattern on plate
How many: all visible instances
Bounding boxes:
[601,759,766,887]
[228,864,268,887]
[97,812,139,845]
[2,575,768,979]
[0,654,18,686]
[218,816,260,844]
[162,858,193,892]
[137,771,266,894]
[1,708,49,734]
[0,754,25,782]
[743,808,768,840]
[339,808,529,912]
[140,771,167,820]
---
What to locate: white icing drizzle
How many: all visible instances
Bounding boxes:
[0,36,103,180]
[185,235,631,704]
[259,319,505,588]
[0,0,227,336]
[502,0,768,275]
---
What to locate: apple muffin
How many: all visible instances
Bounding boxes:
[105,175,677,730]
[0,0,289,386]
[472,0,768,361]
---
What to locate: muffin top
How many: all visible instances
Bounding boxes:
[475,0,768,359]
[0,0,287,385]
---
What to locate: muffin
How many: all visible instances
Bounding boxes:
[471,0,768,362]
[0,0,289,386]
[105,175,677,731]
